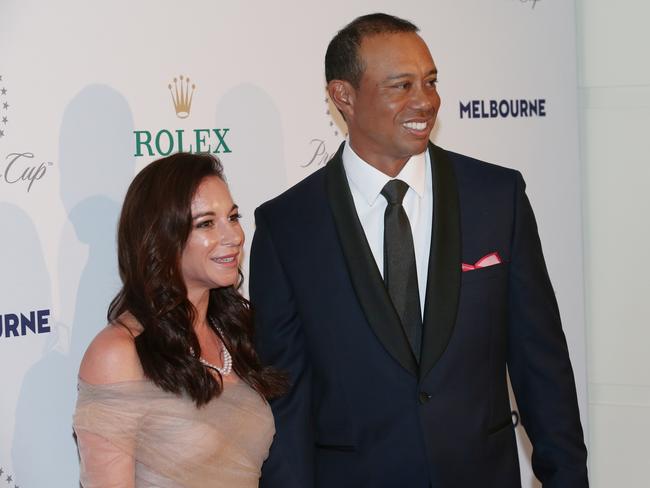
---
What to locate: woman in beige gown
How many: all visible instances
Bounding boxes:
[73,153,286,487]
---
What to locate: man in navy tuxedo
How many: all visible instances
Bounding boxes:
[250,13,588,488]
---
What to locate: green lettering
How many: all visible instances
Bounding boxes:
[194,129,211,153]
[155,130,174,156]
[133,131,154,157]
[212,128,231,153]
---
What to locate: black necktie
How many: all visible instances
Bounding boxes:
[381,179,422,360]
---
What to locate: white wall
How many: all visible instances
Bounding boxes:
[576,1,650,486]
[0,2,587,485]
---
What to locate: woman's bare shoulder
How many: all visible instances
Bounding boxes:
[78,314,145,385]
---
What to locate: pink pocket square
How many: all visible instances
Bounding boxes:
[462,252,502,272]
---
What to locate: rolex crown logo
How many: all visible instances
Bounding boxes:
[168,75,196,119]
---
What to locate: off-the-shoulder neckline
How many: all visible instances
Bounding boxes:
[77,376,244,388]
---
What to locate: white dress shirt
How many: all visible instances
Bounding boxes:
[342,142,433,314]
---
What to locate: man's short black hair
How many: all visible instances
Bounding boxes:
[325,13,419,88]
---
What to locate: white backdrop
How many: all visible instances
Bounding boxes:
[0,1,585,486]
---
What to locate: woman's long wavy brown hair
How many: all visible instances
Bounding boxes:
[108,152,286,406]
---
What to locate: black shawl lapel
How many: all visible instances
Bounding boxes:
[325,143,418,377]
[419,143,461,381]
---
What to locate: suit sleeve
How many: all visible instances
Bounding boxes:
[250,207,315,488]
[506,173,589,487]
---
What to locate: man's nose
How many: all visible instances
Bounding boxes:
[410,83,437,112]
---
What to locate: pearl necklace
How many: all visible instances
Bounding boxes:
[191,322,233,376]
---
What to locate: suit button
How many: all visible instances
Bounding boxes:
[418,391,432,404]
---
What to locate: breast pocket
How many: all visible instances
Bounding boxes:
[458,262,509,317]
[455,262,510,393]
[461,262,508,285]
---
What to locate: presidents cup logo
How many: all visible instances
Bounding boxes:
[0,74,55,192]
[324,95,345,139]
[459,98,547,119]
[1,74,9,139]
[133,74,232,158]
[0,466,20,488]
[0,309,51,339]
[512,0,540,9]
[1,152,53,192]
[299,94,346,168]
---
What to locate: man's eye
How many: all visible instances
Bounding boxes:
[395,82,411,89]
[229,213,242,222]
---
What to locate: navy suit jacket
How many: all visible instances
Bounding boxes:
[250,143,588,487]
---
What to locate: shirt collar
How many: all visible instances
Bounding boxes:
[342,141,427,206]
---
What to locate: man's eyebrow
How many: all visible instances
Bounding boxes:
[384,69,438,81]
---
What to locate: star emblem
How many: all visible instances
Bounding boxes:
[1,117,7,124]
[6,475,12,483]
[0,468,3,476]
[0,88,6,95]
[2,102,7,110]
[0,130,4,138]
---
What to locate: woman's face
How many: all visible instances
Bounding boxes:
[180,176,244,298]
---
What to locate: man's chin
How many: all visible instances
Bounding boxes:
[403,140,431,156]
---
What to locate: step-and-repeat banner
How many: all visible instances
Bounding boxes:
[0,1,584,486]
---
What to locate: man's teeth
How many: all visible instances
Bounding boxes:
[404,121,427,130]
[214,256,235,263]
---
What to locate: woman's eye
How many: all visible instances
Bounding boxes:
[196,220,214,229]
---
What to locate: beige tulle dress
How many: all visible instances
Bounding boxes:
[73,378,274,488]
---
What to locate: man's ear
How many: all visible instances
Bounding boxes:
[327,79,355,121]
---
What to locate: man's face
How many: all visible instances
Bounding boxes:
[344,32,440,171]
